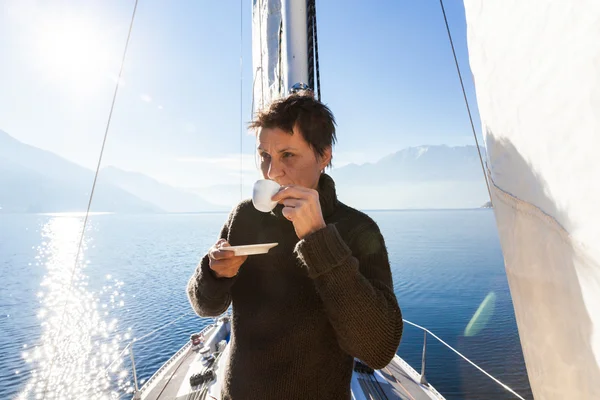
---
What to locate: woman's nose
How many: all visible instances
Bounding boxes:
[267,159,283,180]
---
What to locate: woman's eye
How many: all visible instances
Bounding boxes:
[282,152,293,158]
[260,153,271,160]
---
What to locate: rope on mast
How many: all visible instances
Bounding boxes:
[306,0,321,101]
[438,0,492,205]
[312,0,322,101]
[307,0,315,92]
[278,20,284,96]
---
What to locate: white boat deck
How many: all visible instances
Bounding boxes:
[138,344,200,400]
[351,356,444,400]
[132,316,525,400]
[137,319,445,400]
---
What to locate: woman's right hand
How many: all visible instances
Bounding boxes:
[208,239,247,278]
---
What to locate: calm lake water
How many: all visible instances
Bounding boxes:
[0,210,533,399]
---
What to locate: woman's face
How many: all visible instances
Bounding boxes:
[257,126,331,189]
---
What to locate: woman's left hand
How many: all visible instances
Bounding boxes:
[272,185,326,239]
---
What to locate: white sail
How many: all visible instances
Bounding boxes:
[464,1,600,398]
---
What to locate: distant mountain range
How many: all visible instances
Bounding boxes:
[331,145,486,184]
[0,130,223,213]
[328,145,489,209]
[186,145,490,210]
[99,167,225,213]
[0,129,489,213]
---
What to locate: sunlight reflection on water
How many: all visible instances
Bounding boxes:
[17,216,130,399]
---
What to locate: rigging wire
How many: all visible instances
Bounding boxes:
[251,66,263,172]
[42,1,140,398]
[251,67,262,118]
[134,312,190,344]
[438,0,492,204]
[239,0,244,200]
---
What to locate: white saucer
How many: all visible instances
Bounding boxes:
[219,243,278,256]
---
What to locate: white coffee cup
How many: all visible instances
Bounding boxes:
[252,179,281,212]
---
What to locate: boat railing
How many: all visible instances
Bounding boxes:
[105,315,526,400]
[403,319,526,400]
[100,312,214,399]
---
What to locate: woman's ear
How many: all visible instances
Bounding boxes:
[320,146,332,170]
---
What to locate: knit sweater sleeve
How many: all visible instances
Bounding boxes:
[187,212,238,318]
[294,222,403,369]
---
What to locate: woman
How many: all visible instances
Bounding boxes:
[187,91,403,399]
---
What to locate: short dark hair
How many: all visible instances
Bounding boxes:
[248,91,337,166]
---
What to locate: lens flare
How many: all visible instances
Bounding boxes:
[464,291,497,337]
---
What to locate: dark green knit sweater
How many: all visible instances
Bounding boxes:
[187,174,403,400]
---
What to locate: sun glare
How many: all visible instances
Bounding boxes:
[17,216,129,399]
[33,14,117,92]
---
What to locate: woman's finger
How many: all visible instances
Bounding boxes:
[282,206,298,221]
[272,185,314,202]
[282,198,303,208]
[210,248,234,260]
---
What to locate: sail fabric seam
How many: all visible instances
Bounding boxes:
[488,175,599,265]
[487,168,576,243]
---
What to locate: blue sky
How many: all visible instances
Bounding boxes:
[0,0,482,188]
